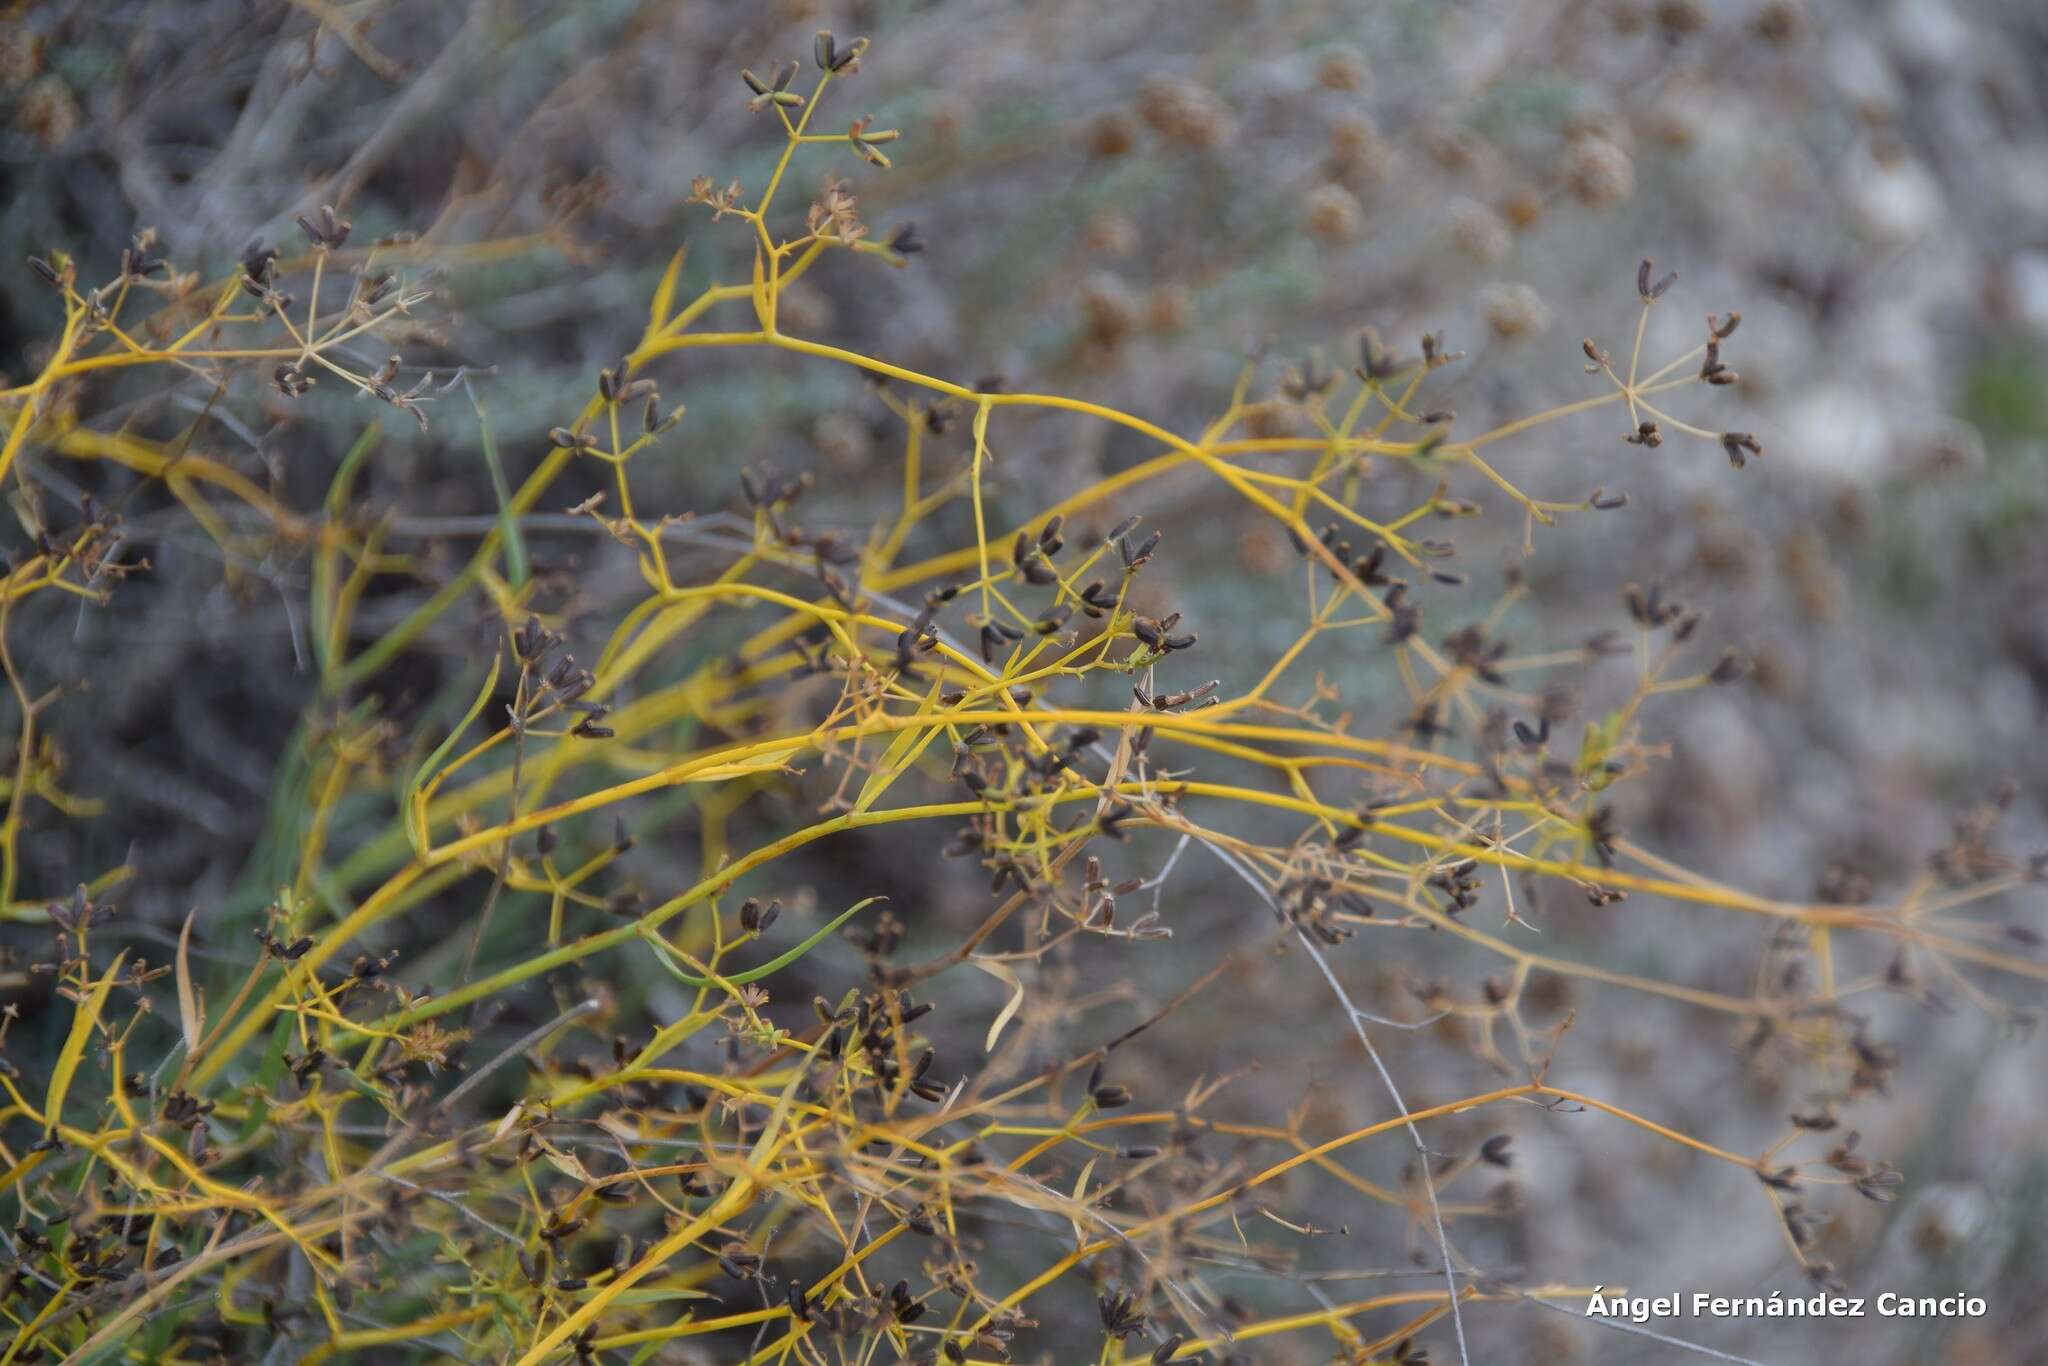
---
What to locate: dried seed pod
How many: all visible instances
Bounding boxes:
[743,899,781,934]
[297,204,352,249]
[1120,530,1162,571]
[813,30,862,72]
[1720,431,1763,468]
[1636,256,1676,301]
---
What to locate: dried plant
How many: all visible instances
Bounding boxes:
[0,29,2042,1366]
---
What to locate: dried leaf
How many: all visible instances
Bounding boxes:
[650,243,687,333]
[176,909,202,1053]
[969,956,1025,1052]
[46,953,125,1136]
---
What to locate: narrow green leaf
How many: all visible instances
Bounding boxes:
[402,648,503,858]
[643,897,882,988]
[324,421,382,519]
[237,1010,296,1143]
[313,420,382,676]
[255,1009,294,1092]
[602,1287,714,1306]
[465,379,528,589]
[630,1340,680,1366]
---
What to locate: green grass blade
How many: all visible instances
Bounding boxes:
[643,897,882,988]
[402,647,503,858]
[465,377,529,590]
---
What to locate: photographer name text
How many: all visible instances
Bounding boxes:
[1584,1287,1988,1323]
